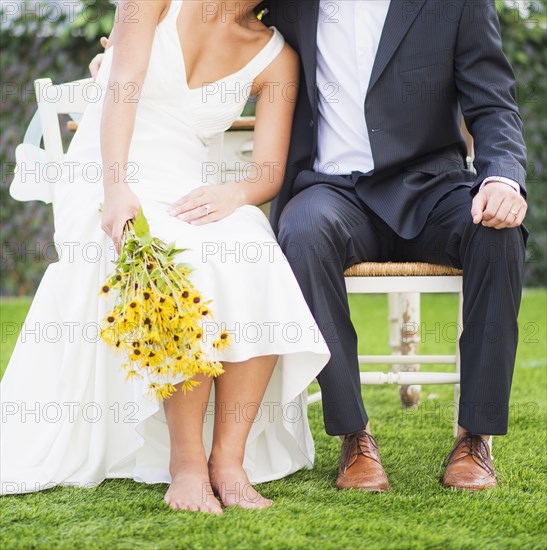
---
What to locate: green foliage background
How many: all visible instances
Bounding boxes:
[1,0,115,295]
[495,0,547,286]
[0,0,545,295]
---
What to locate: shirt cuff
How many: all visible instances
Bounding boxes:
[480,176,520,194]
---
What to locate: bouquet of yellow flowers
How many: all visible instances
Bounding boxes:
[99,208,229,400]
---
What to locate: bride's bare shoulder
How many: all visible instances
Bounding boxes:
[239,16,276,47]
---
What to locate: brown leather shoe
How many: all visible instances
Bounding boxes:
[442,433,497,491]
[335,431,390,492]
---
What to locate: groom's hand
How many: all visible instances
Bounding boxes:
[471,181,527,229]
[89,37,109,79]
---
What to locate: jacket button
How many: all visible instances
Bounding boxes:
[310,119,314,127]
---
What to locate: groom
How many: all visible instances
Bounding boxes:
[259,0,527,491]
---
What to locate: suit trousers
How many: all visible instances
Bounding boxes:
[277,177,525,436]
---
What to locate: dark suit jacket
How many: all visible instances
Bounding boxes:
[259,0,526,238]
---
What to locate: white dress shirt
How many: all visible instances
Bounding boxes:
[314,0,390,175]
[313,0,520,194]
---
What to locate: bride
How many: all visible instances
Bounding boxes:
[1,0,329,514]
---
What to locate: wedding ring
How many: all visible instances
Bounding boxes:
[204,204,211,216]
[510,209,518,218]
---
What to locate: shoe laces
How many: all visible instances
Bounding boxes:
[340,431,382,473]
[443,434,495,477]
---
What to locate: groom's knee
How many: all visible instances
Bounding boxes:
[278,188,339,260]
[464,221,526,270]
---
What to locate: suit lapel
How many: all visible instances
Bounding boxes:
[367,0,426,93]
[297,1,320,108]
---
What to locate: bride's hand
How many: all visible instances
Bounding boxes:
[168,183,245,225]
[101,185,141,253]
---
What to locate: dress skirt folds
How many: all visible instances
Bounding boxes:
[1,1,330,495]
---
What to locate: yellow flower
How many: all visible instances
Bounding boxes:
[99,284,111,295]
[169,315,186,331]
[146,329,161,343]
[100,208,231,400]
[158,295,176,316]
[123,300,142,324]
[144,348,165,367]
[129,349,143,362]
[181,378,201,394]
[155,383,177,400]
[213,331,231,351]
[201,361,225,377]
[149,305,170,328]
[100,326,116,346]
[125,370,143,381]
[209,362,225,377]
[104,314,117,325]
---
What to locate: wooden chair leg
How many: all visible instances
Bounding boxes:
[453,291,463,437]
[388,293,401,357]
[394,292,421,408]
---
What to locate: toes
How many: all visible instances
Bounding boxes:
[224,492,273,509]
[164,496,179,511]
[164,473,223,514]
[208,469,274,510]
[165,495,223,514]
[241,497,274,509]
[259,498,274,509]
[204,503,223,515]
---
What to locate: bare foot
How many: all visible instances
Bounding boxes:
[208,461,273,509]
[164,468,223,515]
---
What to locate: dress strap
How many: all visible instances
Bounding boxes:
[244,27,285,79]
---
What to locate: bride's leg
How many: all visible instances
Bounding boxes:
[208,355,277,509]
[163,373,222,514]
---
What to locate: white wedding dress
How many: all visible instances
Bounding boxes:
[1,1,330,495]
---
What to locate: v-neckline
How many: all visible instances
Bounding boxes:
[174,2,276,92]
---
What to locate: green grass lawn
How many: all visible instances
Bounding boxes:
[1,291,546,549]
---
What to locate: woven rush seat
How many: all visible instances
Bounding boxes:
[344,262,463,278]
